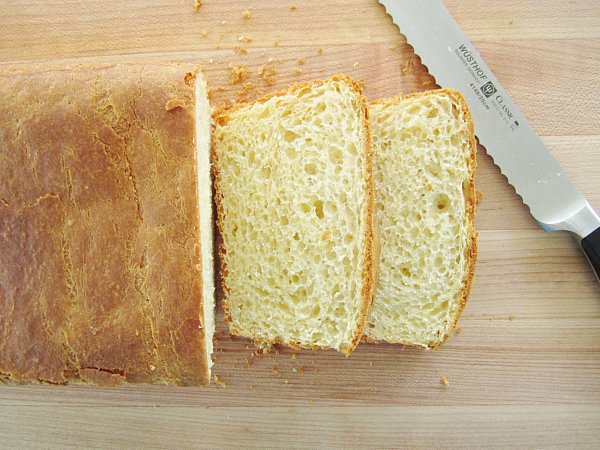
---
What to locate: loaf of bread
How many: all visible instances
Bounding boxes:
[0,62,214,385]
[213,76,376,355]
[364,89,477,347]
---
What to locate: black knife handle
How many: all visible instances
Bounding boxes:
[581,227,600,282]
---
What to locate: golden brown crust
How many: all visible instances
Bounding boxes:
[212,75,377,356]
[0,62,210,385]
[364,88,478,348]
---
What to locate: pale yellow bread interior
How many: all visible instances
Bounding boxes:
[213,76,375,355]
[365,89,477,347]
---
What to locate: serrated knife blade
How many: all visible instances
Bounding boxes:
[379,0,600,281]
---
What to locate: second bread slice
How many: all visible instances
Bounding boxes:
[213,76,376,355]
[365,89,477,347]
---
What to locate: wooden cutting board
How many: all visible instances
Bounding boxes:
[1,1,599,448]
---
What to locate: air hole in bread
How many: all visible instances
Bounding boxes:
[284,129,299,143]
[347,142,358,156]
[298,203,311,214]
[285,146,298,159]
[314,200,324,219]
[328,147,344,165]
[324,201,337,215]
[304,162,317,175]
[434,193,450,212]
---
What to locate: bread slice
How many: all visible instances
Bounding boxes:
[364,89,477,347]
[213,75,376,355]
[0,62,214,385]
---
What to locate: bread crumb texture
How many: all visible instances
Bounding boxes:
[0,63,210,386]
[365,90,476,347]
[214,77,371,354]
[441,375,449,386]
[229,63,249,84]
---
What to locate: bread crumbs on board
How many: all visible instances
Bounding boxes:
[165,98,185,110]
[236,83,264,103]
[440,375,449,386]
[221,98,233,109]
[201,29,208,37]
[257,63,278,86]
[234,45,247,54]
[238,35,252,42]
[193,0,201,12]
[290,4,298,10]
[242,9,251,19]
[297,57,305,65]
[508,314,515,321]
[229,64,249,84]
[213,375,227,387]
[476,190,484,204]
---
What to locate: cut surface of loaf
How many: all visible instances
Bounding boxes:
[213,76,376,355]
[365,89,477,347]
[0,62,214,385]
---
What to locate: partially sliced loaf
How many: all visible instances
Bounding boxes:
[365,89,477,347]
[0,62,214,385]
[213,76,376,355]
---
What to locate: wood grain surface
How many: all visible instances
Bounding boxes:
[1,0,600,448]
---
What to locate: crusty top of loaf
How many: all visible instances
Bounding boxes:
[0,62,210,386]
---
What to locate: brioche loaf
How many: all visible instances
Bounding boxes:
[365,89,477,347]
[213,75,376,355]
[0,62,214,385]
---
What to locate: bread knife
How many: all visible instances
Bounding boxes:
[378,0,600,282]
